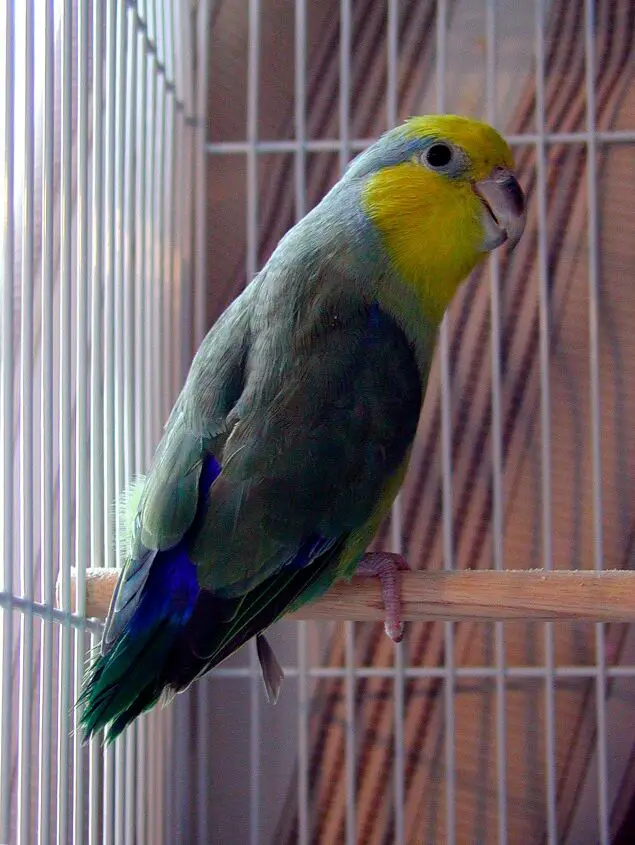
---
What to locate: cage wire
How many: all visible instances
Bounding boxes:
[3,0,635,843]
[1,0,206,842]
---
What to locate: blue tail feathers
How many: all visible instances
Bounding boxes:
[79,454,221,742]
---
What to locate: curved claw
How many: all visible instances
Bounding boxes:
[355,552,410,643]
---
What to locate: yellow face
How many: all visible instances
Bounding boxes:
[362,115,525,325]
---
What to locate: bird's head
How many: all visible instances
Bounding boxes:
[349,115,526,324]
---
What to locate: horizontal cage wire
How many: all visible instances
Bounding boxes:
[2,0,635,844]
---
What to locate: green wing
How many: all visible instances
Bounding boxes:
[81,284,424,741]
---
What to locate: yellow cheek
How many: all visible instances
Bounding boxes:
[362,163,487,323]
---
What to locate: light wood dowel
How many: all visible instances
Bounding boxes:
[58,567,635,624]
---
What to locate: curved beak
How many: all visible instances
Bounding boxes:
[474,168,526,251]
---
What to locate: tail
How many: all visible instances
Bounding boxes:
[78,547,203,742]
[79,453,223,743]
[79,537,346,743]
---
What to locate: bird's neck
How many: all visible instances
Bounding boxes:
[361,161,487,325]
[287,185,451,375]
[372,270,439,377]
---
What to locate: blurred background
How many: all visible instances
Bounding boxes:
[2,0,635,843]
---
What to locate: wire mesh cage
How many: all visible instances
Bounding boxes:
[1,1,205,841]
[3,0,635,843]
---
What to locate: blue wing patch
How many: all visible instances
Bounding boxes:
[123,453,222,638]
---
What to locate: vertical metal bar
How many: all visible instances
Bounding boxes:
[195,685,208,844]
[147,0,156,46]
[133,21,148,845]
[124,10,138,845]
[339,0,351,174]
[188,1,197,119]
[135,25,148,476]
[150,0,162,446]
[136,717,147,845]
[246,0,259,286]
[186,0,197,359]
[137,0,145,26]
[114,0,129,552]
[134,23,149,842]
[149,6,162,839]
[114,2,129,838]
[144,15,156,465]
[386,3,406,843]
[152,82,165,449]
[147,712,157,845]
[103,0,118,837]
[164,0,174,98]
[182,3,195,368]
[156,712,166,845]
[246,3,261,841]
[155,0,165,77]
[38,1,55,840]
[169,10,184,836]
[194,7,211,833]
[90,0,105,574]
[56,0,74,840]
[584,3,608,843]
[174,0,194,815]
[390,497,406,845]
[158,8,173,833]
[163,19,174,421]
[435,4,456,844]
[89,0,105,838]
[166,0,179,407]
[147,711,157,845]
[144,40,158,844]
[156,76,170,428]
[339,2,356,842]
[172,0,182,117]
[166,7,184,833]
[294,1,310,841]
[484,3,507,843]
[103,0,118,586]
[344,625,356,845]
[0,0,15,840]
[124,5,138,491]
[74,0,91,840]
[534,2,557,842]
[124,725,136,845]
[194,0,210,348]
[17,2,35,842]
[154,712,165,845]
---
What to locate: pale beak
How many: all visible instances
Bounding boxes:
[474,168,526,251]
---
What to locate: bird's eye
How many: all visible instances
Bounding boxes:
[424,143,453,169]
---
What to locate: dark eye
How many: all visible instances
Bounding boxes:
[425,143,453,168]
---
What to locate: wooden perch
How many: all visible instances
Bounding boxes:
[58,567,635,624]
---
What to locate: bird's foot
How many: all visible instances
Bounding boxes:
[354,552,410,643]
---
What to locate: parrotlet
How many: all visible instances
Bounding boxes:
[80,115,526,741]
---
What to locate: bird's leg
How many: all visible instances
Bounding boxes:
[354,552,410,643]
